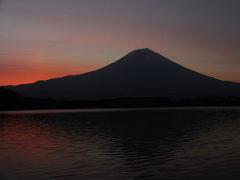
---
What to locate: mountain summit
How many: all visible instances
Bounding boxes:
[6,49,240,100]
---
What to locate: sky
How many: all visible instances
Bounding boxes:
[0,0,240,85]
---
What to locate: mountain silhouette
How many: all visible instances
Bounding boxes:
[0,87,22,109]
[0,87,20,99]
[6,48,240,100]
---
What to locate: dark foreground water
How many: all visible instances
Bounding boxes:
[0,107,240,180]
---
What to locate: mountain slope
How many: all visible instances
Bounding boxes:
[0,87,21,100]
[0,87,23,109]
[6,48,240,100]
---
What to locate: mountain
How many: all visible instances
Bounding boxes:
[0,87,21,100]
[6,48,240,100]
[0,87,23,109]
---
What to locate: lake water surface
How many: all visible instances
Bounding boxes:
[0,107,240,180]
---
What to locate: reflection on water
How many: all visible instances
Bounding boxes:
[0,107,240,179]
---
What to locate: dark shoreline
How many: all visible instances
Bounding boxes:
[1,96,240,111]
[1,106,240,115]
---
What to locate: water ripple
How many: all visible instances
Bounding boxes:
[0,107,240,179]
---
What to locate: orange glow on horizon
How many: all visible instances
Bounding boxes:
[0,68,97,86]
[0,59,98,86]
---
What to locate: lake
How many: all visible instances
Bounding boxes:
[0,107,240,180]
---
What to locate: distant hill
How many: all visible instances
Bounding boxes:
[0,87,20,100]
[6,48,240,100]
[0,87,22,109]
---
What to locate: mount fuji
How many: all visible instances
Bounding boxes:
[6,48,240,100]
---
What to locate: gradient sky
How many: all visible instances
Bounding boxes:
[0,0,240,85]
